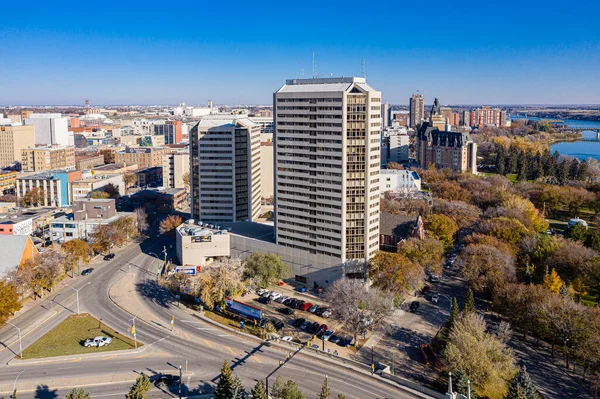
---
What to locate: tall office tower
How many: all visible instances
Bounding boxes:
[409,93,424,128]
[382,101,390,127]
[189,117,261,223]
[154,121,183,144]
[24,113,69,146]
[0,125,35,168]
[274,77,381,262]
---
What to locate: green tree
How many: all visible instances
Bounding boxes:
[126,374,151,399]
[271,376,305,399]
[231,375,245,399]
[397,237,445,275]
[508,145,519,174]
[448,297,460,328]
[214,360,234,399]
[557,159,568,185]
[568,158,580,180]
[318,377,331,399]
[517,153,528,181]
[495,145,506,175]
[505,367,539,399]
[65,388,91,399]
[464,288,475,313]
[89,190,110,199]
[564,223,588,242]
[426,214,459,246]
[0,281,21,325]
[454,370,479,399]
[577,159,589,181]
[244,252,288,288]
[250,380,267,399]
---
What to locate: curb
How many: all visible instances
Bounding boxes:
[7,345,149,366]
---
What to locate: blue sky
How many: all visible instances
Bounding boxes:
[1,0,599,106]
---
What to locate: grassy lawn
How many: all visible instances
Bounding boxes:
[22,313,140,359]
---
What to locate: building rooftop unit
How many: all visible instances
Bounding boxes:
[92,162,137,172]
[52,211,130,225]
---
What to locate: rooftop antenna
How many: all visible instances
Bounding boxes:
[312,52,316,79]
[361,59,366,78]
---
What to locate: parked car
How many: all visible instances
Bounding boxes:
[275,296,288,303]
[316,324,328,338]
[308,305,319,313]
[295,300,305,309]
[339,336,353,347]
[103,253,115,261]
[260,318,271,328]
[258,296,272,305]
[81,268,94,276]
[261,290,272,298]
[270,292,282,300]
[409,301,420,312]
[432,293,440,303]
[315,307,326,316]
[293,318,305,327]
[429,275,440,283]
[300,302,313,312]
[283,298,294,306]
[300,321,310,330]
[321,309,333,318]
[256,288,268,296]
[330,335,341,344]
[281,336,293,342]
[84,336,112,347]
[421,285,431,294]
[154,374,179,389]
[273,321,285,330]
[323,330,334,341]
[307,322,320,334]
[295,286,307,293]
[278,307,294,315]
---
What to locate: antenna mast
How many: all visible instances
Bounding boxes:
[312,52,315,78]
[362,59,366,78]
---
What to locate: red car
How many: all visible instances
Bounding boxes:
[300,302,313,312]
[421,285,431,295]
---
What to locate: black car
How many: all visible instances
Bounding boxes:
[293,318,305,327]
[103,253,115,261]
[329,334,341,344]
[295,300,305,309]
[315,307,327,316]
[339,336,353,347]
[278,307,294,315]
[307,322,320,334]
[258,296,272,305]
[273,321,285,330]
[283,297,293,305]
[409,301,420,313]
[81,268,94,276]
[154,374,179,388]
[286,298,298,308]
[260,318,271,328]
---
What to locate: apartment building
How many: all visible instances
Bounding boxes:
[274,77,381,263]
[115,146,166,168]
[189,116,261,223]
[75,153,105,170]
[16,174,63,207]
[409,93,424,128]
[0,125,35,168]
[21,146,76,172]
[468,106,508,127]
[162,149,190,189]
[380,170,422,194]
[0,171,17,194]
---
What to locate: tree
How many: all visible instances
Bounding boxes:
[124,173,138,188]
[433,199,481,229]
[325,278,393,344]
[89,190,110,199]
[454,370,479,399]
[317,377,331,399]
[231,375,245,399]
[215,360,234,399]
[250,380,267,399]
[244,252,288,288]
[458,244,516,295]
[0,281,21,325]
[568,158,580,180]
[126,374,151,399]
[182,172,190,192]
[91,224,119,254]
[370,251,424,296]
[444,312,516,398]
[397,237,445,275]
[23,187,45,207]
[103,183,120,198]
[195,258,246,310]
[112,215,137,243]
[517,154,528,181]
[271,376,305,399]
[543,268,563,294]
[448,297,460,328]
[61,239,93,277]
[159,215,183,235]
[135,207,149,234]
[336,395,346,399]
[505,367,539,399]
[564,222,588,242]
[464,289,476,313]
[477,217,530,247]
[426,214,459,246]
[65,388,91,399]
[557,159,568,185]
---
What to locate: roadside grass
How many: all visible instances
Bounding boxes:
[581,286,599,308]
[21,313,139,359]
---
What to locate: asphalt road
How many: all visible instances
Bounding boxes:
[0,232,436,399]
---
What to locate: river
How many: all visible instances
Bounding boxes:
[510,116,600,162]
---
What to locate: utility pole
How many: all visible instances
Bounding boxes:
[12,369,25,399]
[66,282,90,314]
[6,322,22,358]
[178,365,182,398]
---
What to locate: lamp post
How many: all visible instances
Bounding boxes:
[6,322,22,358]
[178,365,182,398]
[148,252,161,280]
[130,309,142,349]
[437,294,453,311]
[371,344,375,374]
[65,282,90,314]
[12,369,25,399]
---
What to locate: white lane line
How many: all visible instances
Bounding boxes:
[217,334,232,337]
[194,327,217,330]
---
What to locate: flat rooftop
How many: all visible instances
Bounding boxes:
[223,221,275,243]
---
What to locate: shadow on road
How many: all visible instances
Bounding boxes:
[135,279,175,309]
[33,384,58,399]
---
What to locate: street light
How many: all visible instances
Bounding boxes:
[12,369,25,399]
[437,294,453,311]
[371,344,375,374]
[130,309,142,349]
[6,322,22,358]
[65,282,91,314]
[148,252,161,280]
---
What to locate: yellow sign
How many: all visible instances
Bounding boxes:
[131,325,135,335]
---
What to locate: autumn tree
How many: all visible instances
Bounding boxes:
[430,181,472,203]
[271,376,305,399]
[159,215,183,235]
[123,173,138,188]
[91,224,119,254]
[182,172,190,192]
[0,281,21,325]
[61,239,93,277]
[89,190,110,199]
[325,278,393,344]
[23,187,45,207]
[426,214,459,246]
[135,207,149,233]
[195,258,246,310]
[244,252,288,288]
[476,217,530,247]
[397,237,445,275]
[458,244,516,295]
[444,312,516,398]
[433,199,481,229]
[65,388,91,399]
[543,268,563,294]
[370,251,424,296]
[112,215,137,243]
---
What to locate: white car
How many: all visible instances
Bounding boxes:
[256,288,268,296]
[429,275,440,283]
[322,309,333,318]
[261,291,272,298]
[281,336,293,342]
[270,292,282,300]
[84,336,112,347]
[275,295,288,303]
[432,293,440,303]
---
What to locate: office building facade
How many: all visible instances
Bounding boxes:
[274,77,381,262]
[409,93,424,128]
[163,149,190,189]
[189,117,261,223]
[24,113,70,146]
[0,125,36,168]
[115,146,166,168]
[154,121,183,145]
[21,146,76,172]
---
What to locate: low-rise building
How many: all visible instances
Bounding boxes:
[380,170,422,195]
[0,170,17,194]
[71,174,125,201]
[379,213,424,251]
[0,235,39,277]
[115,146,166,168]
[0,202,16,213]
[75,153,105,170]
[16,173,63,207]
[0,213,34,235]
[91,162,139,176]
[126,187,187,213]
[132,166,162,187]
[21,146,75,172]
[162,149,189,189]
[176,221,231,267]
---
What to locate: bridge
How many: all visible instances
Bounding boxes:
[554,126,600,141]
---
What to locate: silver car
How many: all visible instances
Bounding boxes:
[84,336,112,347]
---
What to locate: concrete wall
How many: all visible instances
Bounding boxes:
[177,230,231,266]
[260,142,273,198]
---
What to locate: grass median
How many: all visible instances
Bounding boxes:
[21,313,140,359]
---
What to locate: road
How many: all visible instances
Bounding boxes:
[0,232,437,399]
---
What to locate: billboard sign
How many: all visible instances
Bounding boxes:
[192,235,212,243]
[225,297,262,321]
[174,266,197,275]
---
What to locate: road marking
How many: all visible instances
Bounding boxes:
[194,327,217,330]
[252,355,262,363]
[183,332,190,340]
[202,339,214,348]
[218,334,232,337]
[71,357,82,362]
[102,354,117,360]
[0,310,60,354]
[225,346,236,355]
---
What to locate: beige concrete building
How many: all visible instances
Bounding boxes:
[75,153,105,170]
[0,125,35,168]
[176,221,231,266]
[115,146,166,168]
[260,141,274,198]
[189,117,261,223]
[21,146,75,172]
[163,149,190,189]
[91,162,139,176]
[71,174,125,201]
[274,77,381,263]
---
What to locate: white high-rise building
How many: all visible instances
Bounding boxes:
[189,116,261,223]
[274,77,381,262]
[24,113,70,146]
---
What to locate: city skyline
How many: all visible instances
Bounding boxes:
[1,0,599,105]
